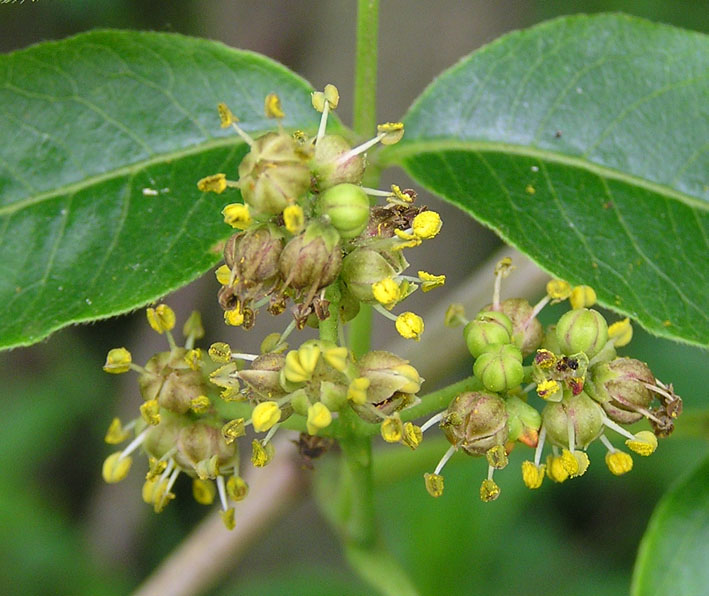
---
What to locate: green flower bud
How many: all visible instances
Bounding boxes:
[587,357,655,424]
[540,324,562,353]
[442,391,509,456]
[223,225,284,282]
[464,311,513,358]
[175,423,237,477]
[341,247,407,303]
[279,222,342,291]
[484,298,542,357]
[318,183,370,239]
[320,380,348,411]
[542,392,603,449]
[143,411,186,461]
[289,389,311,416]
[237,131,311,215]
[311,134,366,190]
[473,344,524,393]
[239,353,288,402]
[556,308,608,358]
[338,285,361,323]
[139,349,208,414]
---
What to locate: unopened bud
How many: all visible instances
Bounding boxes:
[556,308,608,358]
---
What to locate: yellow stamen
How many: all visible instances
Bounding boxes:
[222,418,245,445]
[372,277,401,309]
[418,270,446,292]
[222,203,251,229]
[283,204,305,234]
[192,478,216,505]
[424,472,444,497]
[215,264,231,286]
[347,377,370,405]
[609,318,633,347]
[570,285,597,309]
[521,461,545,489]
[103,347,132,374]
[197,173,228,193]
[146,304,176,334]
[546,279,572,300]
[380,416,403,443]
[395,312,424,341]
[306,403,332,435]
[625,431,657,456]
[412,211,442,239]
[140,400,161,426]
[480,479,501,502]
[606,450,633,475]
[104,417,130,444]
[264,93,285,119]
[251,401,281,433]
[102,452,132,483]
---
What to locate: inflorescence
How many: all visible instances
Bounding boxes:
[102,87,682,529]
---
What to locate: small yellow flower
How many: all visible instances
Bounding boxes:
[215,264,231,286]
[221,418,245,445]
[402,422,423,450]
[380,416,403,443]
[546,279,572,300]
[480,478,501,502]
[570,285,597,309]
[104,417,130,444]
[147,304,176,334]
[103,347,132,374]
[626,431,657,456]
[609,318,633,347]
[140,400,161,426]
[521,461,545,489]
[347,377,370,405]
[222,203,251,229]
[306,403,332,435]
[395,312,424,341]
[197,173,228,193]
[102,452,132,484]
[251,401,281,433]
[606,450,633,475]
[424,472,444,497]
[264,93,285,119]
[372,277,401,308]
[418,271,446,292]
[283,204,305,234]
[192,478,216,505]
[412,211,442,239]
[227,476,249,501]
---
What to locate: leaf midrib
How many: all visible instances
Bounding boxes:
[380,139,708,211]
[0,135,244,216]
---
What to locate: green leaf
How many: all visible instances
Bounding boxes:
[383,14,709,347]
[631,454,709,596]
[0,30,322,350]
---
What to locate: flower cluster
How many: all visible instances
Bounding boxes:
[101,85,442,529]
[420,259,682,502]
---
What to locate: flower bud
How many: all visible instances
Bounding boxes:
[139,349,209,414]
[318,183,370,239]
[484,298,542,357]
[237,131,311,215]
[311,135,366,190]
[341,247,407,303]
[279,222,342,291]
[473,344,524,393]
[506,395,542,446]
[442,391,508,456]
[586,357,654,423]
[175,423,237,477]
[223,225,285,285]
[306,402,332,435]
[463,311,513,358]
[542,392,603,449]
[556,308,608,358]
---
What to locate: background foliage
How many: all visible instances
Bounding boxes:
[1,2,707,595]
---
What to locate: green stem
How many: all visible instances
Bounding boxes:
[353,0,379,137]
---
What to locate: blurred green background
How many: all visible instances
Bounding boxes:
[1,1,708,595]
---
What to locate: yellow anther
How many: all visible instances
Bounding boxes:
[221,508,236,531]
[215,264,231,286]
[306,402,332,435]
[424,472,444,498]
[626,431,657,456]
[103,347,132,374]
[102,452,132,484]
[251,401,281,433]
[573,451,590,476]
[380,416,403,443]
[209,342,232,363]
[606,450,633,475]
[393,363,423,394]
[217,102,237,128]
[283,204,305,234]
[486,445,509,469]
[147,304,176,334]
[546,279,572,300]
[284,350,310,383]
[221,418,245,445]
[197,173,227,193]
[151,479,176,513]
[418,271,446,292]
[377,122,405,145]
[395,312,424,341]
[412,211,442,239]
[609,318,633,347]
[192,478,216,505]
[140,400,161,426]
[494,257,515,277]
[402,422,423,450]
[372,277,401,308]
[190,395,211,414]
[194,455,220,480]
[142,478,159,504]
[146,457,167,480]
[323,84,339,108]
[224,306,244,327]
[347,377,370,405]
[222,203,251,229]
[184,348,202,371]
[104,417,130,444]
[264,93,285,119]
[521,461,546,489]
[480,479,501,502]
[390,184,413,203]
[323,346,349,372]
[536,379,561,401]
[227,476,249,501]
[297,343,321,376]
[560,449,580,476]
[570,285,597,309]
[534,349,557,369]
[546,455,569,483]
[251,439,274,467]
